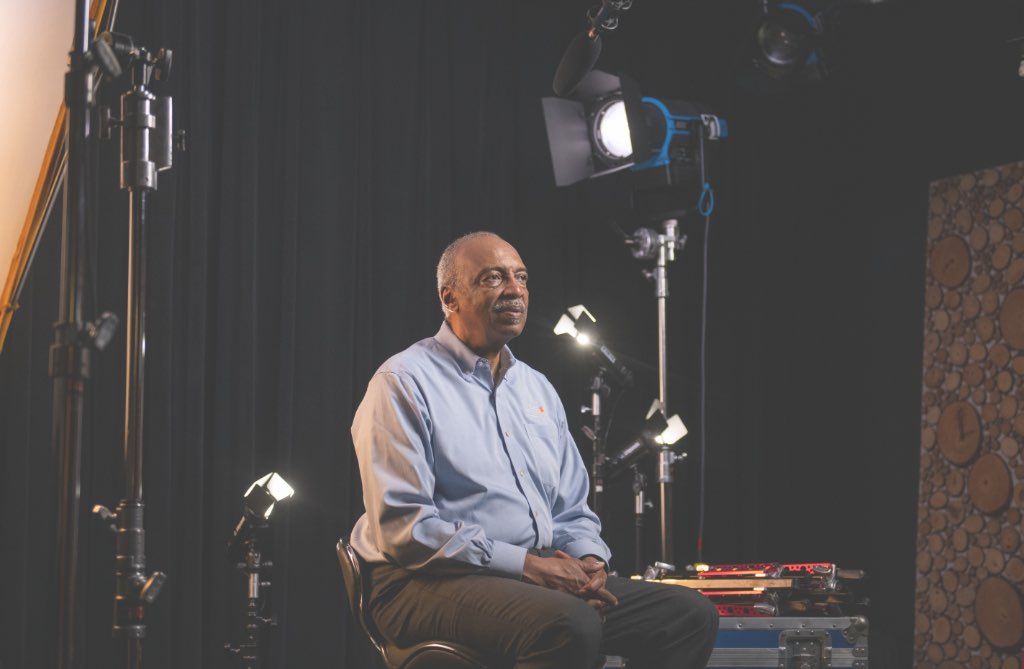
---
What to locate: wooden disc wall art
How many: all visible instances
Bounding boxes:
[918,162,1024,669]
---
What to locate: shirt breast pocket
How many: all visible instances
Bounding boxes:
[522,415,561,494]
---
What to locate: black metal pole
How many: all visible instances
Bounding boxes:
[52,1,94,667]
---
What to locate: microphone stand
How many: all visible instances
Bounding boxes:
[93,42,173,669]
[626,219,686,565]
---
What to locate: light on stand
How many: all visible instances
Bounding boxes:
[231,472,295,541]
[225,472,294,669]
[605,400,688,478]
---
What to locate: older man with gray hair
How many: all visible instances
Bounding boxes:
[349,231,718,668]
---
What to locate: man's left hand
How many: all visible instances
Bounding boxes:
[553,550,618,609]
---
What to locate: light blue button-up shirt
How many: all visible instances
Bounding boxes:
[350,322,610,578]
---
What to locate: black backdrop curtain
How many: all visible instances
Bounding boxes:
[2,1,1023,668]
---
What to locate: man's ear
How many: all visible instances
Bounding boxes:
[441,286,458,313]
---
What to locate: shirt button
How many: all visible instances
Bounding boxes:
[504,431,510,437]
[518,469,525,477]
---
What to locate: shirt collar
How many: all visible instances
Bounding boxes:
[435,321,517,381]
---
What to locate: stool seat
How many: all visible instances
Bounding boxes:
[336,537,493,669]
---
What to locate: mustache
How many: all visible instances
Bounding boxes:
[494,299,526,312]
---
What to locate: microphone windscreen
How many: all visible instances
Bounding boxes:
[552,32,602,97]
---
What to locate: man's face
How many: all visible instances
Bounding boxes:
[443,235,529,355]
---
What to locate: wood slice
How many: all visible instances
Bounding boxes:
[986,549,1007,573]
[1007,207,1024,230]
[1008,183,1023,202]
[959,584,979,607]
[932,236,972,288]
[991,222,1007,244]
[1009,508,1021,524]
[923,427,937,450]
[926,284,944,308]
[984,404,1000,423]
[999,289,1024,350]
[939,402,982,465]
[1007,206,1024,230]
[966,624,983,648]
[956,207,974,231]
[967,514,986,532]
[992,199,1007,218]
[994,245,1013,269]
[950,342,969,365]
[1000,436,1020,457]
[983,169,1000,186]
[935,310,951,331]
[933,511,949,531]
[984,290,1002,315]
[1000,657,1019,669]
[976,576,1024,650]
[1010,259,1024,285]
[943,371,962,391]
[975,388,989,404]
[954,527,970,551]
[947,469,966,495]
[976,273,994,294]
[962,174,979,191]
[969,454,1012,514]
[931,588,950,614]
[945,290,963,309]
[1008,558,1024,583]
[966,295,983,319]
[997,371,1013,392]
[972,343,990,361]
[1016,414,1024,437]
[1001,528,1021,553]
[927,643,946,663]
[943,571,959,592]
[934,615,953,644]
[926,366,945,388]
[918,551,933,573]
[979,317,996,342]
[972,225,992,249]
[929,534,946,553]
[925,331,942,353]
[1000,398,1019,420]
[1015,232,1024,253]
[916,611,930,634]
[970,546,986,567]
[992,344,1012,367]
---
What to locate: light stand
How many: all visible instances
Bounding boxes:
[92,34,174,669]
[580,368,611,514]
[626,219,687,565]
[50,4,123,667]
[553,305,633,513]
[225,473,295,669]
[630,465,650,572]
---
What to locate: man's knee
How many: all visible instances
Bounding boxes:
[669,587,720,639]
[525,598,603,667]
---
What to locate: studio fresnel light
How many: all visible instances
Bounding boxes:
[541,70,726,190]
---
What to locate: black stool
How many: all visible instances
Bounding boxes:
[336,537,493,669]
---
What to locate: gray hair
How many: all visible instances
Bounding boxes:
[436,231,501,317]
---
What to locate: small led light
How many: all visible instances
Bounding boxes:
[576,333,592,346]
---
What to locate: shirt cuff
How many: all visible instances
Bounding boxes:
[489,541,528,578]
[560,539,611,565]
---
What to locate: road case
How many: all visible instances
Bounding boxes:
[708,616,869,669]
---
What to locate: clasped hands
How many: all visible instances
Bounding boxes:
[522,550,618,612]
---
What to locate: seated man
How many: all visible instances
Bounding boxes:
[349,231,718,668]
